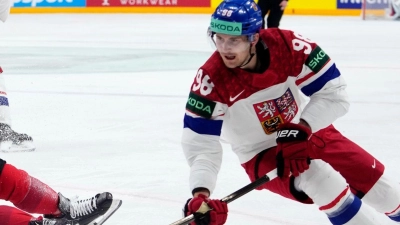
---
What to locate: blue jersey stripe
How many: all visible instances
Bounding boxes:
[301,63,341,96]
[184,114,222,136]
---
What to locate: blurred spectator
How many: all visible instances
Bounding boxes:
[257,0,288,28]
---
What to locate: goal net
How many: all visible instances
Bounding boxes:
[362,0,396,19]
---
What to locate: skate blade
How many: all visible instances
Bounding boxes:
[0,141,36,153]
[89,199,122,225]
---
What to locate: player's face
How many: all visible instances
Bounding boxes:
[213,33,251,68]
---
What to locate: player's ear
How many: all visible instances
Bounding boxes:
[252,33,260,44]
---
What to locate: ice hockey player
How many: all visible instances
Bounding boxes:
[0,0,35,153]
[181,0,400,224]
[0,158,122,225]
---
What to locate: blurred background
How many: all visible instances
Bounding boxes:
[9,0,387,17]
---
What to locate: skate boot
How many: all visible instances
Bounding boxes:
[29,216,77,225]
[0,123,35,152]
[56,192,116,225]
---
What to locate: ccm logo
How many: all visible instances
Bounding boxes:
[277,130,299,138]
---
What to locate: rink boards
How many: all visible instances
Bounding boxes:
[9,0,390,16]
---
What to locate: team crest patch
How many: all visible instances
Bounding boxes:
[253,89,298,134]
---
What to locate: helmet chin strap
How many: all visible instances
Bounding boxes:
[239,43,255,68]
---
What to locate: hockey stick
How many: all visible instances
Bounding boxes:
[169,168,277,225]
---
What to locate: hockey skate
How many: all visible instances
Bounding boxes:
[0,123,35,152]
[33,192,122,225]
[29,216,78,225]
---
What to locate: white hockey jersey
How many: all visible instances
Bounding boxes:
[182,29,350,194]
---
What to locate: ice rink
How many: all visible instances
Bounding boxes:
[1,13,400,224]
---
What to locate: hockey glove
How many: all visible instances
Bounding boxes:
[276,123,312,180]
[183,194,228,225]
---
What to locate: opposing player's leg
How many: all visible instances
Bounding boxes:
[0,159,121,225]
[0,205,36,225]
[0,68,35,153]
[314,125,400,223]
[0,160,60,214]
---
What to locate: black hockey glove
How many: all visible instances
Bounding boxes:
[276,123,312,180]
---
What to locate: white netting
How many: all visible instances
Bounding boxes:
[362,0,391,20]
